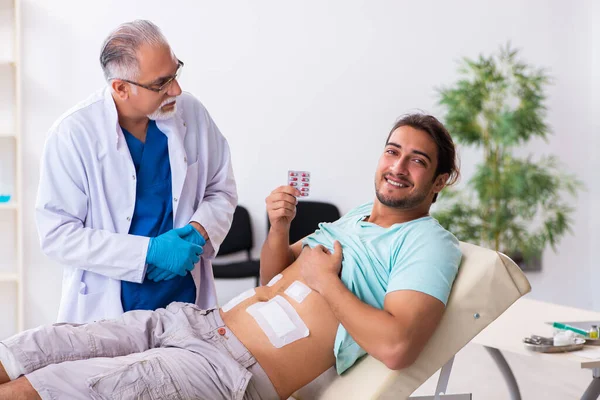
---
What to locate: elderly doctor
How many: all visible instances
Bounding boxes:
[35,20,237,324]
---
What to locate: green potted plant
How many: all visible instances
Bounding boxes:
[434,44,582,269]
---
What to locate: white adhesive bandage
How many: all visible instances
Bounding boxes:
[284,280,312,304]
[246,295,309,348]
[222,288,256,312]
[266,273,283,287]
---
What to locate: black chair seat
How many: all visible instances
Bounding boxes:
[212,260,260,280]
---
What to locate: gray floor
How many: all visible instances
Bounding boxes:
[411,343,592,399]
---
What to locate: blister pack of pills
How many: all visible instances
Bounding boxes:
[288,170,310,197]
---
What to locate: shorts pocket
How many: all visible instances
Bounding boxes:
[165,301,209,315]
[87,355,184,400]
[182,303,211,313]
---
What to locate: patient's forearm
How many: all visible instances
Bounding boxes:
[319,278,414,366]
[0,362,9,384]
[260,227,295,285]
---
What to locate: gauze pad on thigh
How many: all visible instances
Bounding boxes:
[222,288,256,312]
[284,280,312,304]
[246,295,309,348]
[266,273,283,287]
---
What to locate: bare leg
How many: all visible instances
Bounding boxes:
[0,377,41,400]
[0,362,9,384]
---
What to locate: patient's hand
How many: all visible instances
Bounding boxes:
[298,241,343,294]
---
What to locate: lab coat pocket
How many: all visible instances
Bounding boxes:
[87,355,184,400]
[76,289,106,323]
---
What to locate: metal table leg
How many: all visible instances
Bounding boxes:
[581,368,600,400]
[484,346,522,400]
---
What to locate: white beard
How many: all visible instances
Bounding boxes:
[147,97,177,121]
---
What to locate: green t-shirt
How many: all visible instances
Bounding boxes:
[303,202,462,374]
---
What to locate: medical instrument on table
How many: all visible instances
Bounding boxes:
[288,170,311,197]
[546,320,600,345]
[523,335,554,345]
[550,322,589,337]
[523,335,586,353]
[523,323,586,352]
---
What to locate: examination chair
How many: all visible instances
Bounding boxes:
[293,241,532,400]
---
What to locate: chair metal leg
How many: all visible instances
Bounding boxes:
[484,346,521,400]
[409,356,472,400]
[434,355,455,398]
[581,368,600,400]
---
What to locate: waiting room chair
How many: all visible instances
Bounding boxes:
[267,200,341,244]
[293,242,532,400]
[213,205,260,287]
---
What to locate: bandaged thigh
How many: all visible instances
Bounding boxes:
[246,295,309,348]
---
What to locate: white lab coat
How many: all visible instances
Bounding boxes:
[36,87,237,323]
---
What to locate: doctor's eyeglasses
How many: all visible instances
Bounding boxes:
[116,60,184,94]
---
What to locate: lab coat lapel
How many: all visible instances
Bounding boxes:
[156,110,187,219]
[102,88,126,152]
[103,87,136,183]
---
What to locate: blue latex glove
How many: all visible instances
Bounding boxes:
[146,225,203,278]
[146,225,207,282]
[181,224,207,247]
[145,264,177,282]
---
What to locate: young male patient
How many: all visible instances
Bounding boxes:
[0,113,462,400]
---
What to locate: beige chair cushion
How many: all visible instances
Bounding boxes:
[293,242,531,400]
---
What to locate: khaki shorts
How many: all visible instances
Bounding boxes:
[2,303,278,400]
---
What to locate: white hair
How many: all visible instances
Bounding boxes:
[100,20,169,84]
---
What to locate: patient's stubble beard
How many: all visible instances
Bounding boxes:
[374,178,431,209]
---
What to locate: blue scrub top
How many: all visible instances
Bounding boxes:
[120,120,196,312]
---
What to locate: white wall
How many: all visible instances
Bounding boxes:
[588,0,600,311]
[9,0,598,331]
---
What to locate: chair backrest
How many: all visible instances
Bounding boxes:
[217,205,253,257]
[289,201,341,244]
[294,242,532,399]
